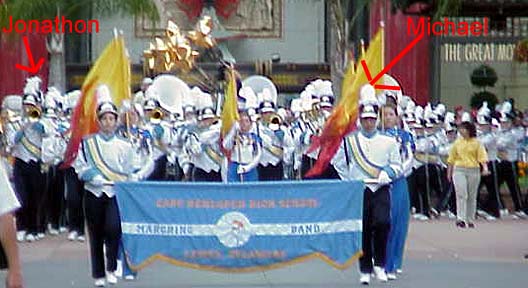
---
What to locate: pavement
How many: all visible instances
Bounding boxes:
[2,218,527,288]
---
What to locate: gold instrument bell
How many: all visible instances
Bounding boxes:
[149,108,163,121]
[26,106,41,122]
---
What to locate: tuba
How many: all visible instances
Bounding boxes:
[242,75,278,112]
[146,74,187,119]
[242,75,279,129]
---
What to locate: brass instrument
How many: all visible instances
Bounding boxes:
[26,106,41,122]
[270,114,281,125]
[149,108,163,121]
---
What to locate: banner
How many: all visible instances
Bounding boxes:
[115,180,364,272]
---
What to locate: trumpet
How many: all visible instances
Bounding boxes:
[267,113,282,131]
[149,108,163,121]
[25,106,41,122]
[270,114,281,125]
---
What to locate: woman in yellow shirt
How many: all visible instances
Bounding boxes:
[447,121,489,228]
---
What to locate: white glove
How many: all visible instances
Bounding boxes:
[91,175,106,187]
[377,170,391,185]
[237,165,249,175]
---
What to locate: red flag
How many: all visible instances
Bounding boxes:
[60,78,99,168]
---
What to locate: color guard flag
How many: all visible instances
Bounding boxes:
[62,36,131,168]
[305,27,384,177]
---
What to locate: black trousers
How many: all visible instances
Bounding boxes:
[497,161,524,211]
[478,161,502,217]
[13,158,43,234]
[414,164,446,216]
[84,192,121,278]
[300,155,314,179]
[166,159,184,181]
[65,168,85,235]
[41,165,65,231]
[301,155,340,180]
[191,167,221,182]
[147,155,168,181]
[258,163,284,181]
[359,185,391,273]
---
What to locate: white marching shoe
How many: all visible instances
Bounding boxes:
[25,234,36,242]
[373,266,388,282]
[16,231,26,242]
[106,271,118,285]
[359,273,370,285]
[68,231,78,241]
[115,260,123,278]
[387,272,397,280]
[94,278,105,287]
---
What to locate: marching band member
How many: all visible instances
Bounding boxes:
[422,104,446,218]
[435,112,457,218]
[40,87,67,237]
[142,95,171,181]
[331,84,402,285]
[60,91,86,241]
[117,100,153,158]
[72,85,153,287]
[496,101,526,218]
[294,89,320,178]
[11,77,46,242]
[133,77,153,106]
[181,88,223,182]
[223,110,262,182]
[311,80,340,179]
[276,107,296,180]
[255,88,285,181]
[287,98,304,179]
[381,98,413,280]
[476,102,502,219]
[167,88,198,181]
[411,106,431,220]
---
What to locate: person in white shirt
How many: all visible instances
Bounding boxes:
[0,160,24,288]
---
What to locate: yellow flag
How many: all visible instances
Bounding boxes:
[341,28,383,116]
[62,36,131,168]
[83,36,131,108]
[305,27,384,177]
[220,67,239,138]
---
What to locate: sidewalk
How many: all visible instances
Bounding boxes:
[4,218,527,287]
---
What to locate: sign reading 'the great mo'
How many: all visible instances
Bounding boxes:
[442,43,517,62]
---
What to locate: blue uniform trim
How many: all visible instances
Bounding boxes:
[382,166,396,179]
[153,125,164,140]
[14,131,23,143]
[32,122,45,134]
[81,168,100,182]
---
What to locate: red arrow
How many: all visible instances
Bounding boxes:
[359,32,425,90]
[369,32,424,86]
[15,36,45,74]
[361,60,401,91]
